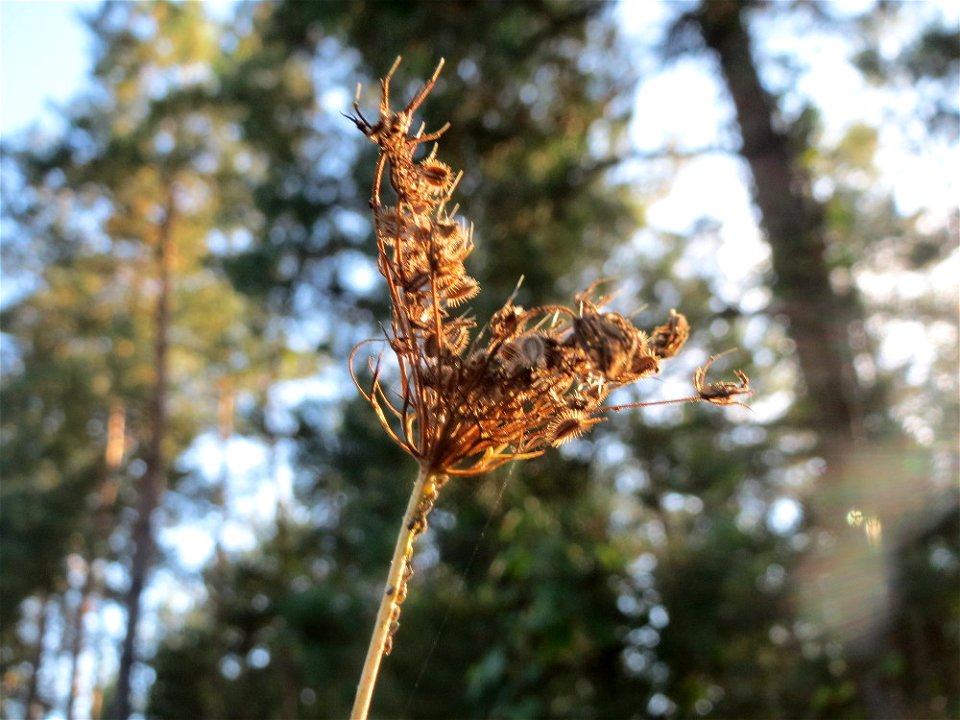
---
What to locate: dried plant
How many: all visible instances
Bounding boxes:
[346,58,750,719]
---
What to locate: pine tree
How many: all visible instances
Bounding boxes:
[2,3,272,716]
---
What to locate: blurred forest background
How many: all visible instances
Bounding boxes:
[1,1,957,718]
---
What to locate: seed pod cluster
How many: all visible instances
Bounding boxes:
[349,58,751,671]
[349,58,707,478]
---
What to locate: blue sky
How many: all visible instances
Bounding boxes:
[0,0,233,137]
[0,1,100,137]
[2,0,955,214]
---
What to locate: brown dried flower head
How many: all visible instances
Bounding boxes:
[349,58,749,477]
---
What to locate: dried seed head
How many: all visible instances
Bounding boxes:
[497,333,553,379]
[444,276,481,306]
[377,207,412,243]
[693,352,752,408]
[350,59,738,480]
[424,318,474,356]
[649,309,689,359]
[418,159,453,189]
[435,218,460,238]
[489,303,526,340]
[348,60,751,675]
[548,410,600,447]
[445,321,474,354]
[438,229,473,264]
[399,270,430,293]
[570,311,641,379]
[565,391,594,413]
[629,353,660,378]
[421,360,456,389]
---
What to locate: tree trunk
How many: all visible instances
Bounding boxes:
[263,353,302,720]
[693,0,863,463]
[114,190,176,719]
[67,401,124,720]
[692,4,906,717]
[274,502,302,720]
[66,591,91,720]
[25,595,49,720]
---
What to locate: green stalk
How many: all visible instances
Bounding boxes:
[351,465,436,720]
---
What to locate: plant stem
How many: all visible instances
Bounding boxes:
[351,464,435,720]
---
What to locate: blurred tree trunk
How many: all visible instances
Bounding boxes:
[115,189,176,720]
[694,0,864,464]
[693,3,907,717]
[67,401,124,720]
[66,589,92,720]
[274,484,301,720]
[25,595,49,720]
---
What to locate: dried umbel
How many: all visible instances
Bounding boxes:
[347,58,749,719]
[347,59,722,478]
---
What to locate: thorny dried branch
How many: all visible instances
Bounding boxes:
[347,58,751,718]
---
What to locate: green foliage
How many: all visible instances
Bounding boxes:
[1,2,284,713]
[0,255,141,622]
[852,11,959,138]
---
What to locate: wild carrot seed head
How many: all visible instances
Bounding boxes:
[349,58,748,476]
